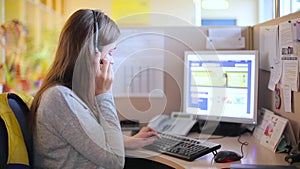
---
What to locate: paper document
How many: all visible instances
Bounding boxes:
[293,20,300,57]
[259,25,279,71]
[278,21,298,112]
[281,57,299,92]
[282,85,292,112]
[259,26,282,91]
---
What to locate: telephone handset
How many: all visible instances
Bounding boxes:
[148,112,197,136]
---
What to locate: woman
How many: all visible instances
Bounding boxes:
[29,9,158,169]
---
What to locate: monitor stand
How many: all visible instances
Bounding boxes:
[198,121,247,137]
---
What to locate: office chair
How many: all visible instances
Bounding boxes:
[0,93,33,169]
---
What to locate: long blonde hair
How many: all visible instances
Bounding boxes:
[29,9,120,131]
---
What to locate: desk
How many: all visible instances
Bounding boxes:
[125,132,298,169]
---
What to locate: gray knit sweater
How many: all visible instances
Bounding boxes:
[33,85,124,169]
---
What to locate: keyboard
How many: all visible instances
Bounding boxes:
[144,132,221,161]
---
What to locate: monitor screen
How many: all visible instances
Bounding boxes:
[183,50,258,126]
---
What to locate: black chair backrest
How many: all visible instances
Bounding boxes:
[0,113,8,169]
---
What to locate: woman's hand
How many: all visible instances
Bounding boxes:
[95,53,114,95]
[124,127,160,150]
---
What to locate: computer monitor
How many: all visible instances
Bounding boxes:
[183,50,259,136]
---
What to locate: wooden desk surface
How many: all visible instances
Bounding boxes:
[125,132,298,169]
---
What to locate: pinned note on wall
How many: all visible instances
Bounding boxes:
[293,20,300,57]
[259,26,279,71]
[259,25,281,91]
[278,20,299,112]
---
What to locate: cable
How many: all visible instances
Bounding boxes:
[210,150,219,165]
[237,135,248,158]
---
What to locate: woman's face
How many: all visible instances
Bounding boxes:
[101,42,116,63]
[95,42,116,71]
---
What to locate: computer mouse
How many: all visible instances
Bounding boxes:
[214,150,242,163]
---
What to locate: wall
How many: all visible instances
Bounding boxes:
[150,0,195,26]
[64,0,259,27]
[64,0,111,18]
[64,0,195,26]
[253,11,300,141]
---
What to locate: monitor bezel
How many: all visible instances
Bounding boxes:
[183,50,259,125]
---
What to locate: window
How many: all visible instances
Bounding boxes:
[280,0,300,17]
[194,0,300,26]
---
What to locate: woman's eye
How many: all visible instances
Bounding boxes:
[108,52,113,56]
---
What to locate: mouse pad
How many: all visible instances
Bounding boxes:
[230,164,298,169]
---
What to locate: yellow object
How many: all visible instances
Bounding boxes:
[0,92,33,166]
[112,0,151,25]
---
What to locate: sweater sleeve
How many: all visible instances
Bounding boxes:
[38,87,124,168]
[95,93,124,158]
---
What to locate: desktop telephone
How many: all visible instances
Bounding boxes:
[148,112,197,136]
